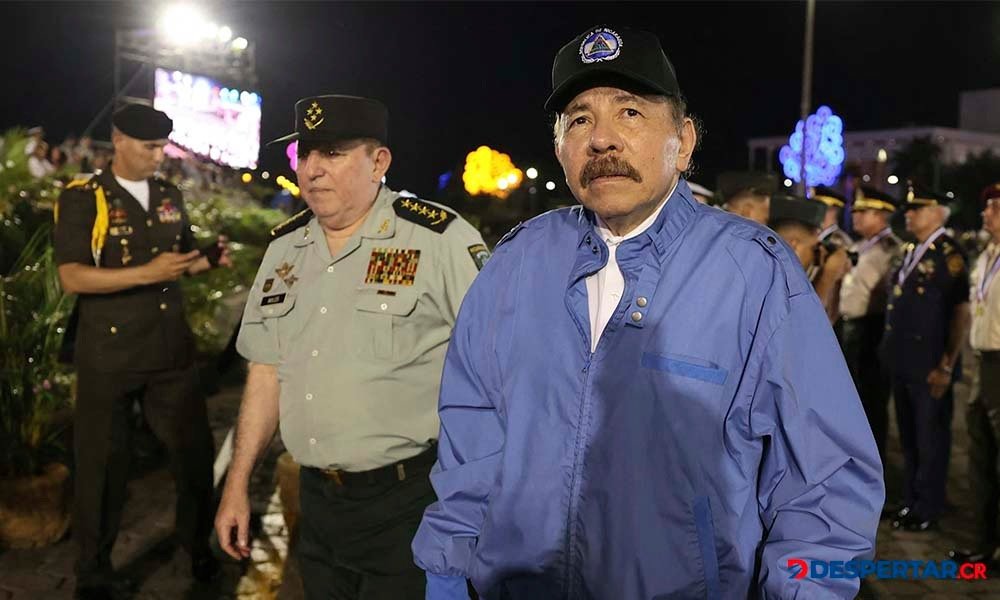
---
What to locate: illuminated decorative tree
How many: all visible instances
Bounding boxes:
[779,105,845,186]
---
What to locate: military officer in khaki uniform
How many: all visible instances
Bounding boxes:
[949,182,1000,566]
[54,104,227,600]
[214,95,487,600]
[837,186,901,462]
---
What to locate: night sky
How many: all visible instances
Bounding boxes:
[3,1,999,198]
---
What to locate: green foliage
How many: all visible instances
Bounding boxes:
[0,227,75,478]
[0,127,284,476]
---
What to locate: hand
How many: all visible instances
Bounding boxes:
[143,250,201,283]
[926,367,951,400]
[823,247,852,281]
[215,485,252,560]
[216,235,233,268]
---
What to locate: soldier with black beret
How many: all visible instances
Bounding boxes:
[214,95,487,600]
[54,103,229,599]
[883,183,971,532]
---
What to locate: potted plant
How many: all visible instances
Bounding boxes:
[0,226,76,548]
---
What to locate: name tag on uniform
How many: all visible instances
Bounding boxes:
[261,293,286,306]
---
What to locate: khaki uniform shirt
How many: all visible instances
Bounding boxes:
[236,186,489,470]
[970,242,1000,351]
[839,229,901,319]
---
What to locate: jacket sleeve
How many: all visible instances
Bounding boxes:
[752,289,885,599]
[412,250,506,587]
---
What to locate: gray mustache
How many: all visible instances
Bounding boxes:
[580,156,641,188]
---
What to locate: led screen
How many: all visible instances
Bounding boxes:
[153,68,261,169]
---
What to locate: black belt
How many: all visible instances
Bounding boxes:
[306,442,437,487]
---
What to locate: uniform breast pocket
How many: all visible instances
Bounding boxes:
[349,290,418,361]
[259,292,298,355]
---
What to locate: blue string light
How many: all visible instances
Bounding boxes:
[778,105,844,186]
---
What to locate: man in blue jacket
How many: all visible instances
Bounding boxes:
[413,25,884,599]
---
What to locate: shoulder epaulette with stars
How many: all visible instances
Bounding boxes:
[270,208,313,241]
[393,197,456,234]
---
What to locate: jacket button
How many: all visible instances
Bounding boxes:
[631,311,643,322]
[151,246,159,253]
[160,303,167,310]
[637,297,648,308]
[767,236,777,244]
[146,219,153,227]
[110,326,118,334]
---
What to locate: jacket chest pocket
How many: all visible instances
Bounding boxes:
[349,290,418,361]
[640,351,730,424]
[260,292,298,356]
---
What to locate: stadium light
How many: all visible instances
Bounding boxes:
[158,4,206,47]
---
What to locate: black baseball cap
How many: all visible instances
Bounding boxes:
[545,26,681,112]
[268,95,388,146]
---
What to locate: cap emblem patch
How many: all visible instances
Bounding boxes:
[579,28,622,63]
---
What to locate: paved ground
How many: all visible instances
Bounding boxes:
[859,349,1000,598]
[3,350,999,598]
[0,375,303,600]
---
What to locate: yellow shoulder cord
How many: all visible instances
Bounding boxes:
[55,178,94,224]
[91,185,109,266]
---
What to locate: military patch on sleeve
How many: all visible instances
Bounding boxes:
[365,248,420,285]
[393,198,455,234]
[467,243,491,270]
[947,253,965,276]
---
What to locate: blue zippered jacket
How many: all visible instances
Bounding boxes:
[413,180,884,599]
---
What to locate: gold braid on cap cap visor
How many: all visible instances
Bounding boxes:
[905,189,938,206]
[813,194,845,208]
[854,198,897,212]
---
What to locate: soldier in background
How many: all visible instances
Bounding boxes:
[837,186,901,463]
[884,184,971,532]
[718,171,776,225]
[769,193,851,319]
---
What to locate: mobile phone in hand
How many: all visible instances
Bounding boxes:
[200,241,224,267]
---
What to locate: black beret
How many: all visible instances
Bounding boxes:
[769,194,826,230]
[112,104,172,140]
[269,95,388,146]
[546,26,681,112]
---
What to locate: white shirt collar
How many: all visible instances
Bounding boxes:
[593,179,679,246]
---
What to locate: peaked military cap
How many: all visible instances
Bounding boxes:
[269,95,388,146]
[810,186,846,208]
[853,186,898,212]
[902,181,950,210]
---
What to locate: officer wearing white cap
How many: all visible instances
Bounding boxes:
[214,95,487,600]
[54,102,229,599]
